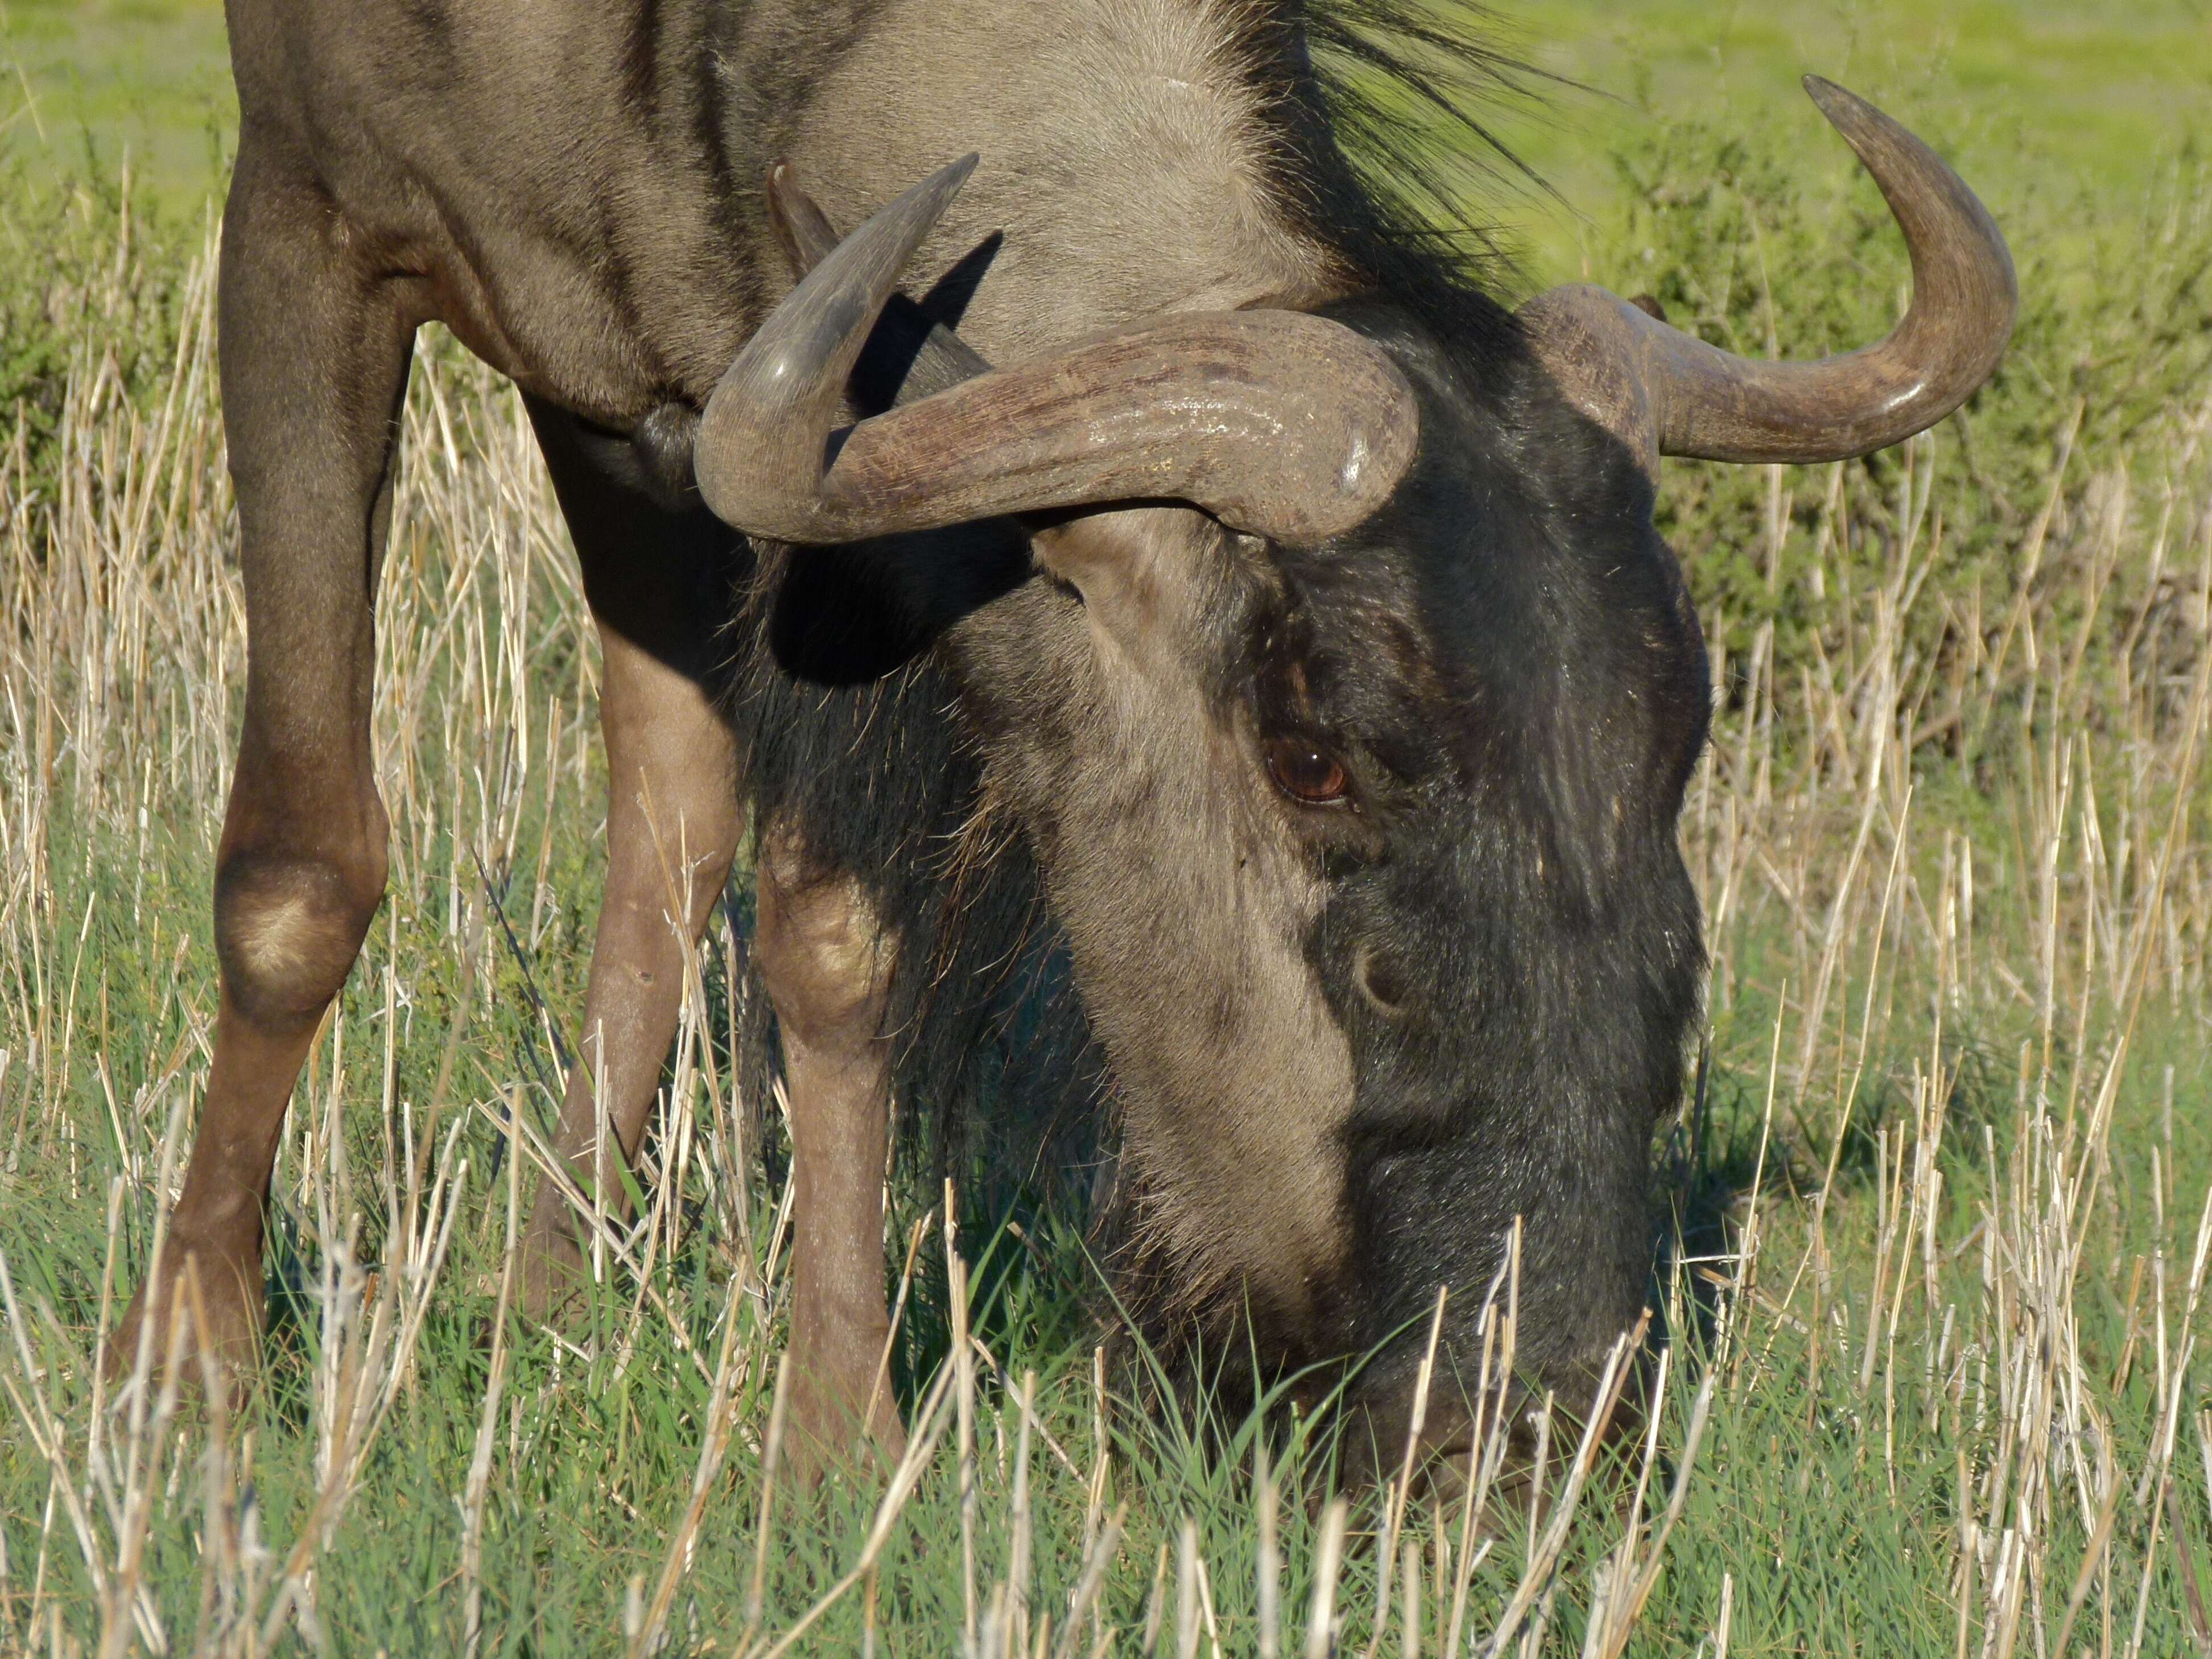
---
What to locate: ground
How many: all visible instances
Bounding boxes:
[1,2,2210,1655]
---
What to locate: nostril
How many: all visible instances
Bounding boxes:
[1355,942,1409,1014]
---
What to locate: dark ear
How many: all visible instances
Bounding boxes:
[769,520,1031,685]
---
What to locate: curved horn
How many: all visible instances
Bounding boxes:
[698,162,1419,546]
[764,160,994,403]
[1518,78,2016,470]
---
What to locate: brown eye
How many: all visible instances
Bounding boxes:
[1265,737,1351,806]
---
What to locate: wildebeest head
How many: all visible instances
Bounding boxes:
[695,80,2013,1474]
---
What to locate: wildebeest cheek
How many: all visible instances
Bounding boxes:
[1047,819,1359,1338]
[1106,972,1359,1338]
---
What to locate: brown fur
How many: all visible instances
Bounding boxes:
[955,509,1361,1334]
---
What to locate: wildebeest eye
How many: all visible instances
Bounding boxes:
[1265,736,1351,806]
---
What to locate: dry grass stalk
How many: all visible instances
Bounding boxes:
[460,1089,523,1659]
[1304,1498,1348,1659]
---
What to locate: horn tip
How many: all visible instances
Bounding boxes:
[896,152,981,229]
[1801,74,1847,111]
[1801,74,1879,135]
[937,152,981,193]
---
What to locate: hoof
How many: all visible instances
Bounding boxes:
[517,1199,603,1325]
[782,1358,909,1488]
[104,1245,265,1411]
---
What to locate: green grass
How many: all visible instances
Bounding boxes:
[1480,0,2212,272]
[4,3,2212,1656]
[0,0,232,214]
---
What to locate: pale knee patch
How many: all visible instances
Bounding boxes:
[216,856,381,1024]
[229,890,346,982]
[755,830,897,1050]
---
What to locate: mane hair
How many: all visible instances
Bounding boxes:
[1263,2,1550,338]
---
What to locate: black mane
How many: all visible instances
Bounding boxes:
[1277,2,1550,347]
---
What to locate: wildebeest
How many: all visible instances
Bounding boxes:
[112,0,2012,1478]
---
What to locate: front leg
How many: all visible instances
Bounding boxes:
[108,146,414,1398]
[754,826,906,1476]
[517,401,747,1316]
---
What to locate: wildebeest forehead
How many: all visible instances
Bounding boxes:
[1275,563,1451,713]
[1236,338,1703,808]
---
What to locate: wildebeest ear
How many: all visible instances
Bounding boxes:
[707,160,1417,548]
[761,167,1041,679]
[765,159,996,410]
[1022,504,1233,662]
[760,165,1287,666]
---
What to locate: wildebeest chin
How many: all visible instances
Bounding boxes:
[112,0,2012,1486]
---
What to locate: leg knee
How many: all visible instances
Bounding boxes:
[647,793,742,921]
[612,765,740,870]
[215,849,384,1027]
[755,831,894,1054]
